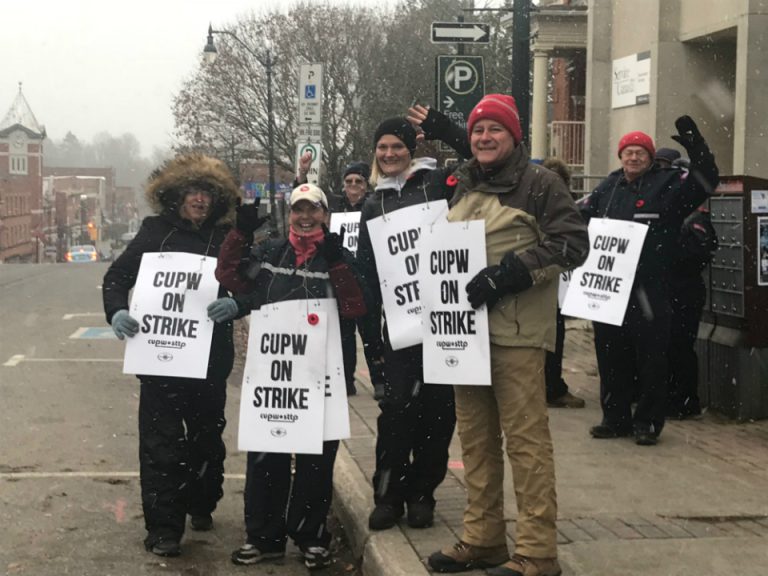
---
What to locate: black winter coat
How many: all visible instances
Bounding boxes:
[581,159,718,291]
[102,210,235,381]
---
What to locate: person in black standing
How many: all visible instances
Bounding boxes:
[102,154,240,557]
[582,117,719,446]
[357,113,471,531]
[331,161,385,397]
[541,157,586,409]
[667,204,718,418]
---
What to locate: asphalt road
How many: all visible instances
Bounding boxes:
[0,263,358,576]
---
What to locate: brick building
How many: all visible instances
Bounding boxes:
[0,84,45,263]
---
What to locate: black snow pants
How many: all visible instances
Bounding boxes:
[372,341,456,509]
[243,440,340,551]
[138,376,227,545]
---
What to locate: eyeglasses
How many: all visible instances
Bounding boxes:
[344,177,366,185]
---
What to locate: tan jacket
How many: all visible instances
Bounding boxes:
[448,145,588,350]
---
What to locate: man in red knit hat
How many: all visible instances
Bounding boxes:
[581,118,719,447]
[411,94,589,576]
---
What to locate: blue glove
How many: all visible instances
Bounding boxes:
[207,298,239,322]
[111,309,139,340]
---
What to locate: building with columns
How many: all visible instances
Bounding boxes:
[585,0,766,179]
[0,84,46,263]
[529,0,588,170]
[521,0,766,191]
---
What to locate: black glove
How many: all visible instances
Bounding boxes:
[671,115,708,158]
[236,199,268,235]
[466,252,533,311]
[317,223,345,265]
[419,108,453,141]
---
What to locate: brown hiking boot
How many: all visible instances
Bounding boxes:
[428,540,509,573]
[547,391,585,408]
[486,554,561,576]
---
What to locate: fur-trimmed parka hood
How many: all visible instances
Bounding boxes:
[145,154,240,226]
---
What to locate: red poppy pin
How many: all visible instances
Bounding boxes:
[446,175,458,186]
[307,313,319,326]
[635,199,645,208]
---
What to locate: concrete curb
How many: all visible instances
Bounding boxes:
[333,442,430,576]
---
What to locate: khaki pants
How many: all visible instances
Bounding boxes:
[455,345,558,558]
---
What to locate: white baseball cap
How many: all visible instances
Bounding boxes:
[290,183,328,209]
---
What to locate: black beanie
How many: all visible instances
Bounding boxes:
[343,161,371,180]
[373,117,417,156]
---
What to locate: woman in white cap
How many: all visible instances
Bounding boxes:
[207,183,369,570]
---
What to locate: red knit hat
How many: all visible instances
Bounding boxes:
[467,94,523,144]
[618,131,655,158]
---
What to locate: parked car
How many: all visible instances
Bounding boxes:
[65,245,99,263]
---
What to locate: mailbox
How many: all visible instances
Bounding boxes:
[698,175,768,420]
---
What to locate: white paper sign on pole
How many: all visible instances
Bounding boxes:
[561,218,648,326]
[238,304,327,454]
[367,200,449,350]
[420,219,491,385]
[329,212,362,256]
[123,252,218,379]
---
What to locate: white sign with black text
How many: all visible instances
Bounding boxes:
[557,269,573,308]
[612,51,651,109]
[312,299,350,441]
[420,220,490,385]
[298,64,323,124]
[238,303,327,455]
[367,200,449,350]
[330,212,362,256]
[123,252,218,379]
[561,218,648,326]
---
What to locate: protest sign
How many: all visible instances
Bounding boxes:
[311,299,350,441]
[561,218,648,325]
[329,212,362,256]
[123,252,218,378]
[420,220,491,385]
[238,303,327,454]
[366,200,448,350]
[557,269,573,308]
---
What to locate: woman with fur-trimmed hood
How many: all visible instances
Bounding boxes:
[102,154,240,558]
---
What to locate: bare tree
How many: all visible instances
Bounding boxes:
[172,0,513,189]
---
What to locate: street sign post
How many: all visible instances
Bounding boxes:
[298,64,323,124]
[436,55,485,145]
[431,22,490,44]
[298,123,323,142]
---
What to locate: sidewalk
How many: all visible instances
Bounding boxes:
[333,323,768,576]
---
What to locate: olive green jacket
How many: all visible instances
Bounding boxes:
[448,145,588,350]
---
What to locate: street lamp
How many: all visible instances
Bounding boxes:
[204,24,279,235]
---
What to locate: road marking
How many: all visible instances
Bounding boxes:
[3,356,122,367]
[3,355,24,367]
[69,327,116,339]
[0,471,246,480]
[62,313,104,320]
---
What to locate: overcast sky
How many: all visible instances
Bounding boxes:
[2,0,392,156]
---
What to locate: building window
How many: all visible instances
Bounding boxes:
[10,156,28,175]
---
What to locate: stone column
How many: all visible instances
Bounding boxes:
[530,49,550,161]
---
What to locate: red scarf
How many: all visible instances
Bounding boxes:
[289,227,324,266]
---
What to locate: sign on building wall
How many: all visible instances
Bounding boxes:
[612,51,650,109]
